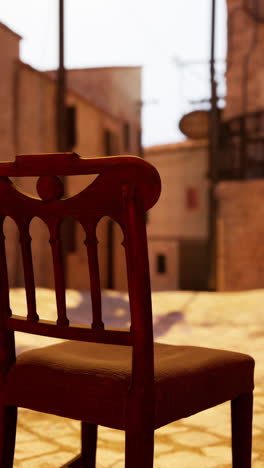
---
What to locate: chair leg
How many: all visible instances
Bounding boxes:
[0,405,17,468]
[81,422,97,467]
[125,424,154,468]
[231,391,253,468]
[60,422,97,468]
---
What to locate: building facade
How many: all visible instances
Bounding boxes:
[145,140,209,290]
[0,22,142,292]
[216,0,264,290]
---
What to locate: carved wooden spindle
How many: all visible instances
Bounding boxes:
[19,222,39,322]
[84,228,104,330]
[49,226,69,327]
[37,176,68,326]
[0,217,11,318]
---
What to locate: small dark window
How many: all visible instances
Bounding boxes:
[138,129,143,157]
[123,121,130,151]
[104,129,119,156]
[186,187,198,210]
[66,106,77,149]
[104,130,112,156]
[156,254,166,274]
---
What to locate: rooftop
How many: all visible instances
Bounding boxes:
[144,139,208,154]
[0,22,22,39]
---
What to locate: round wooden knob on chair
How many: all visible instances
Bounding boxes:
[36,176,64,201]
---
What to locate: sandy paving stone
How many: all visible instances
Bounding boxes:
[157,422,189,434]
[252,411,264,427]
[202,445,233,464]
[96,448,123,466]
[99,427,125,443]
[14,440,58,460]
[249,460,264,468]
[171,430,220,447]
[155,450,220,468]
[16,451,76,468]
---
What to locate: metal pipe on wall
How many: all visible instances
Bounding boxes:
[207,0,219,290]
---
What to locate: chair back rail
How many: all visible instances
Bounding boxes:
[7,315,132,345]
[0,153,161,349]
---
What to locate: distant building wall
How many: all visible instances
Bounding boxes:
[216,179,264,291]
[224,0,264,120]
[48,66,142,156]
[0,23,141,292]
[148,238,179,291]
[0,25,21,291]
[66,67,141,124]
[0,24,20,161]
[215,1,264,291]
[145,140,209,290]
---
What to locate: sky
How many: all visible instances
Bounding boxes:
[0,0,227,147]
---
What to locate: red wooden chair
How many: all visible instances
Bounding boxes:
[0,153,254,467]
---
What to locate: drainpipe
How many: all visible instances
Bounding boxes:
[207,0,219,290]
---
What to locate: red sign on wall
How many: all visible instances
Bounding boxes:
[186,187,198,210]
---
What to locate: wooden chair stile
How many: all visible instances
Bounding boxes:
[0,216,16,381]
[122,184,156,466]
[0,152,255,468]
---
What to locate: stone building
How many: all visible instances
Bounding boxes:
[0,22,142,292]
[145,140,209,291]
[216,0,264,290]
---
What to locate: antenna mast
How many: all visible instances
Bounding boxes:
[57,0,66,152]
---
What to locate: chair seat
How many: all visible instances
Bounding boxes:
[4,341,254,429]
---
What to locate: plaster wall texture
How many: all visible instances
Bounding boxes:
[145,140,209,239]
[224,0,264,120]
[145,140,209,290]
[0,24,20,161]
[216,179,264,290]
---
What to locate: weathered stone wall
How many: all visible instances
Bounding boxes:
[216,179,264,290]
[224,0,264,120]
[0,24,20,161]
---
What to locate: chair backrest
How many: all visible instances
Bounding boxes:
[0,153,161,382]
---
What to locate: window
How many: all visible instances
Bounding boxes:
[138,129,143,157]
[156,254,166,274]
[66,106,76,149]
[104,129,119,156]
[104,130,112,156]
[123,121,130,151]
[186,187,198,210]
